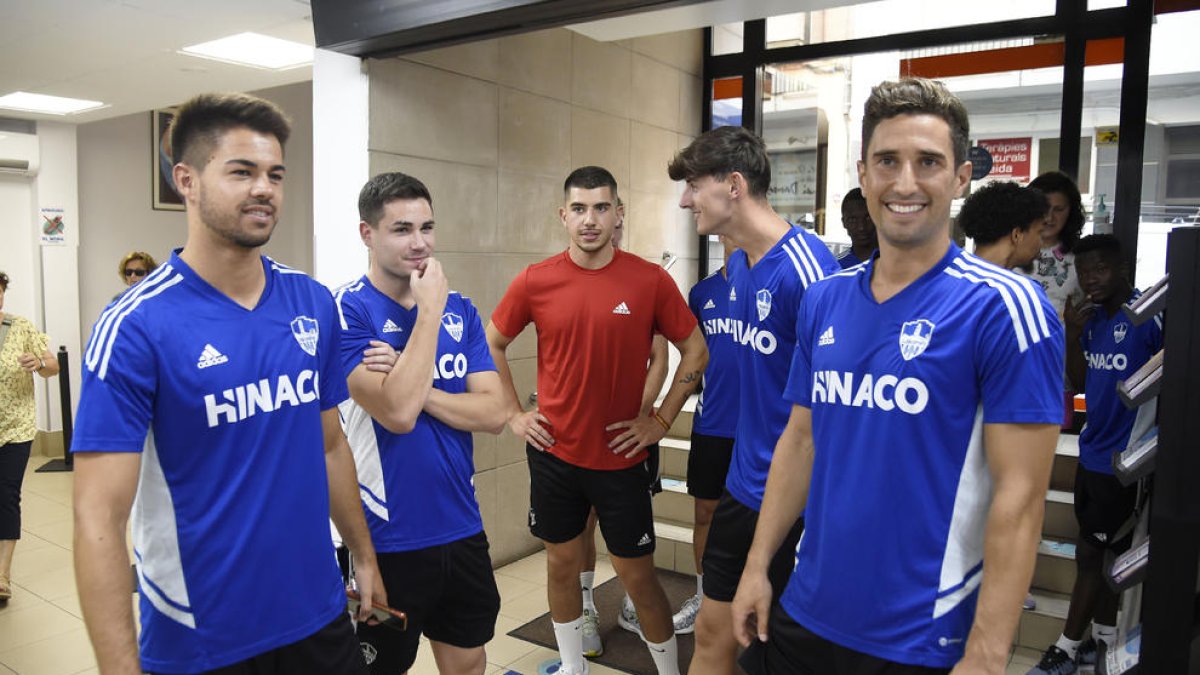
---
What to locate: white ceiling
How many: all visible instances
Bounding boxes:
[0,0,850,126]
[0,0,317,124]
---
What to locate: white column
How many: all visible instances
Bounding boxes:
[312,48,370,290]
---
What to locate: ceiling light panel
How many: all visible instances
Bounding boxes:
[0,91,106,115]
[181,32,313,70]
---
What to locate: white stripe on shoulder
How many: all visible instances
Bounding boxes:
[86,265,181,371]
[333,280,365,330]
[945,254,1051,355]
[94,273,186,380]
[955,252,1052,342]
[785,235,818,285]
[267,256,307,275]
[828,265,868,280]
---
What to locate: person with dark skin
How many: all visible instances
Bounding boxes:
[1029,235,1162,675]
[837,188,877,269]
[958,181,1049,270]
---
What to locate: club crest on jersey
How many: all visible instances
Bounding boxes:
[1113,322,1128,344]
[899,319,935,361]
[756,289,772,321]
[442,312,464,342]
[290,316,319,356]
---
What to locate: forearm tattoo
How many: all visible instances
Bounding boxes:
[677,370,702,385]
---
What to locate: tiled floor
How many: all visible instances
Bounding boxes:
[1,463,1049,674]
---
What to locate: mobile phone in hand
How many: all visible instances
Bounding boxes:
[346,589,407,632]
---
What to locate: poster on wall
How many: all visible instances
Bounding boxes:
[40,207,66,246]
[152,107,185,211]
[768,150,818,227]
[977,137,1032,183]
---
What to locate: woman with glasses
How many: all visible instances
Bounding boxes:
[0,271,60,601]
[118,250,158,288]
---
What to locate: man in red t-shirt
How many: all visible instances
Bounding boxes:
[487,166,708,675]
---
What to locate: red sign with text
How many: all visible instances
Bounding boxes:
[978,137,1032,183]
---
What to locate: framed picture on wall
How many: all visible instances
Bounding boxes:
[152,107,184,211]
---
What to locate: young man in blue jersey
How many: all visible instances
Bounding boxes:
[667,125,841,675]
[732,78,1064,674]
[336,172,506,675]
[1028,234,1161,675]
[71,92,384,674]
[673,234,740,636]
[838,188,877,269]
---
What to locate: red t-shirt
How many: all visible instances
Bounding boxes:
[492,250,697,470]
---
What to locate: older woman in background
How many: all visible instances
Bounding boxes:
[118,250,158,288]
[0,271,60,601]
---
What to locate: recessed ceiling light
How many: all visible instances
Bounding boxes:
[0,91,106,115]
[181,32,313,71]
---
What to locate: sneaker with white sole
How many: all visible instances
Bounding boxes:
[581,608,603,658]
[617,594,643,638]
[1026,645,1078,675]
[672,593,702,634]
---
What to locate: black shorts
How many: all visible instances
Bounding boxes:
[527,444,658,558]
[686,433,734,500]
[355,532,500,674]
[739,602,950,675]
[1074,466,1137,550]
[186,615,367,675]
[702,490,803,603]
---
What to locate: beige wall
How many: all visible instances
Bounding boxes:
[367,27,703,565]
[76,82,314,340]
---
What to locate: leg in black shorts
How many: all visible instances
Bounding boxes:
[702,490,803,603]
[686,433,734,500]
[355,532,500,674]
[527,445,658,557]
[739,602,950,675]
[186,614,367,675]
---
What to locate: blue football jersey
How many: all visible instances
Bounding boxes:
[1078,290,1162,475]
[72,252,350,673]
[724,226,840,510]
[335,278,493,551]
[838,250,869,269]
[780,246,1064,667]
[688,269,738,438]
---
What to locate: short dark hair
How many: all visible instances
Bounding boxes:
[563,166,619,200]
[1073,233,1123,265]
[841,187,866,209]
[168,92,291,169]
[0,270,8,292]
[1028,171,1086,252]
[667,126,771,198]
[863,78,970,167]
[958,182,1049,246]
[358,172,434,226]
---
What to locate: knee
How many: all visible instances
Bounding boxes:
[694,501,717,527]
[1075,540,1105,573]
[694,603,734,646]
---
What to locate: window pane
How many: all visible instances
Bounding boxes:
[764,0,1054,48]
[712,22,743,55]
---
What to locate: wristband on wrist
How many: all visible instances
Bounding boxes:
[652,412,671,432]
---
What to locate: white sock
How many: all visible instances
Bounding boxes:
[580,571,595,611]
[695,573,703,598]
[645,635,680,675]
[553,616,586,673]
[1094,623,1118,648]
[1055,634,1081,659]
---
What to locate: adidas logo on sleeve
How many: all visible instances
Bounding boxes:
[382,319,403,333]
[197,344,228,369]
[703,299,716,310]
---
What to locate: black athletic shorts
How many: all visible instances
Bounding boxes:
[686,432,734,500]
[355,532,500,674]
[739,601,950,675]
[181,615,367,675]
[702,490,803,603]
[527,444,658,558]
[1074,465,1137,550]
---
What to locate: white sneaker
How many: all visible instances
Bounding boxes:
[581,607,603,658]
[617,594,644,638]
[672,593,702,634]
